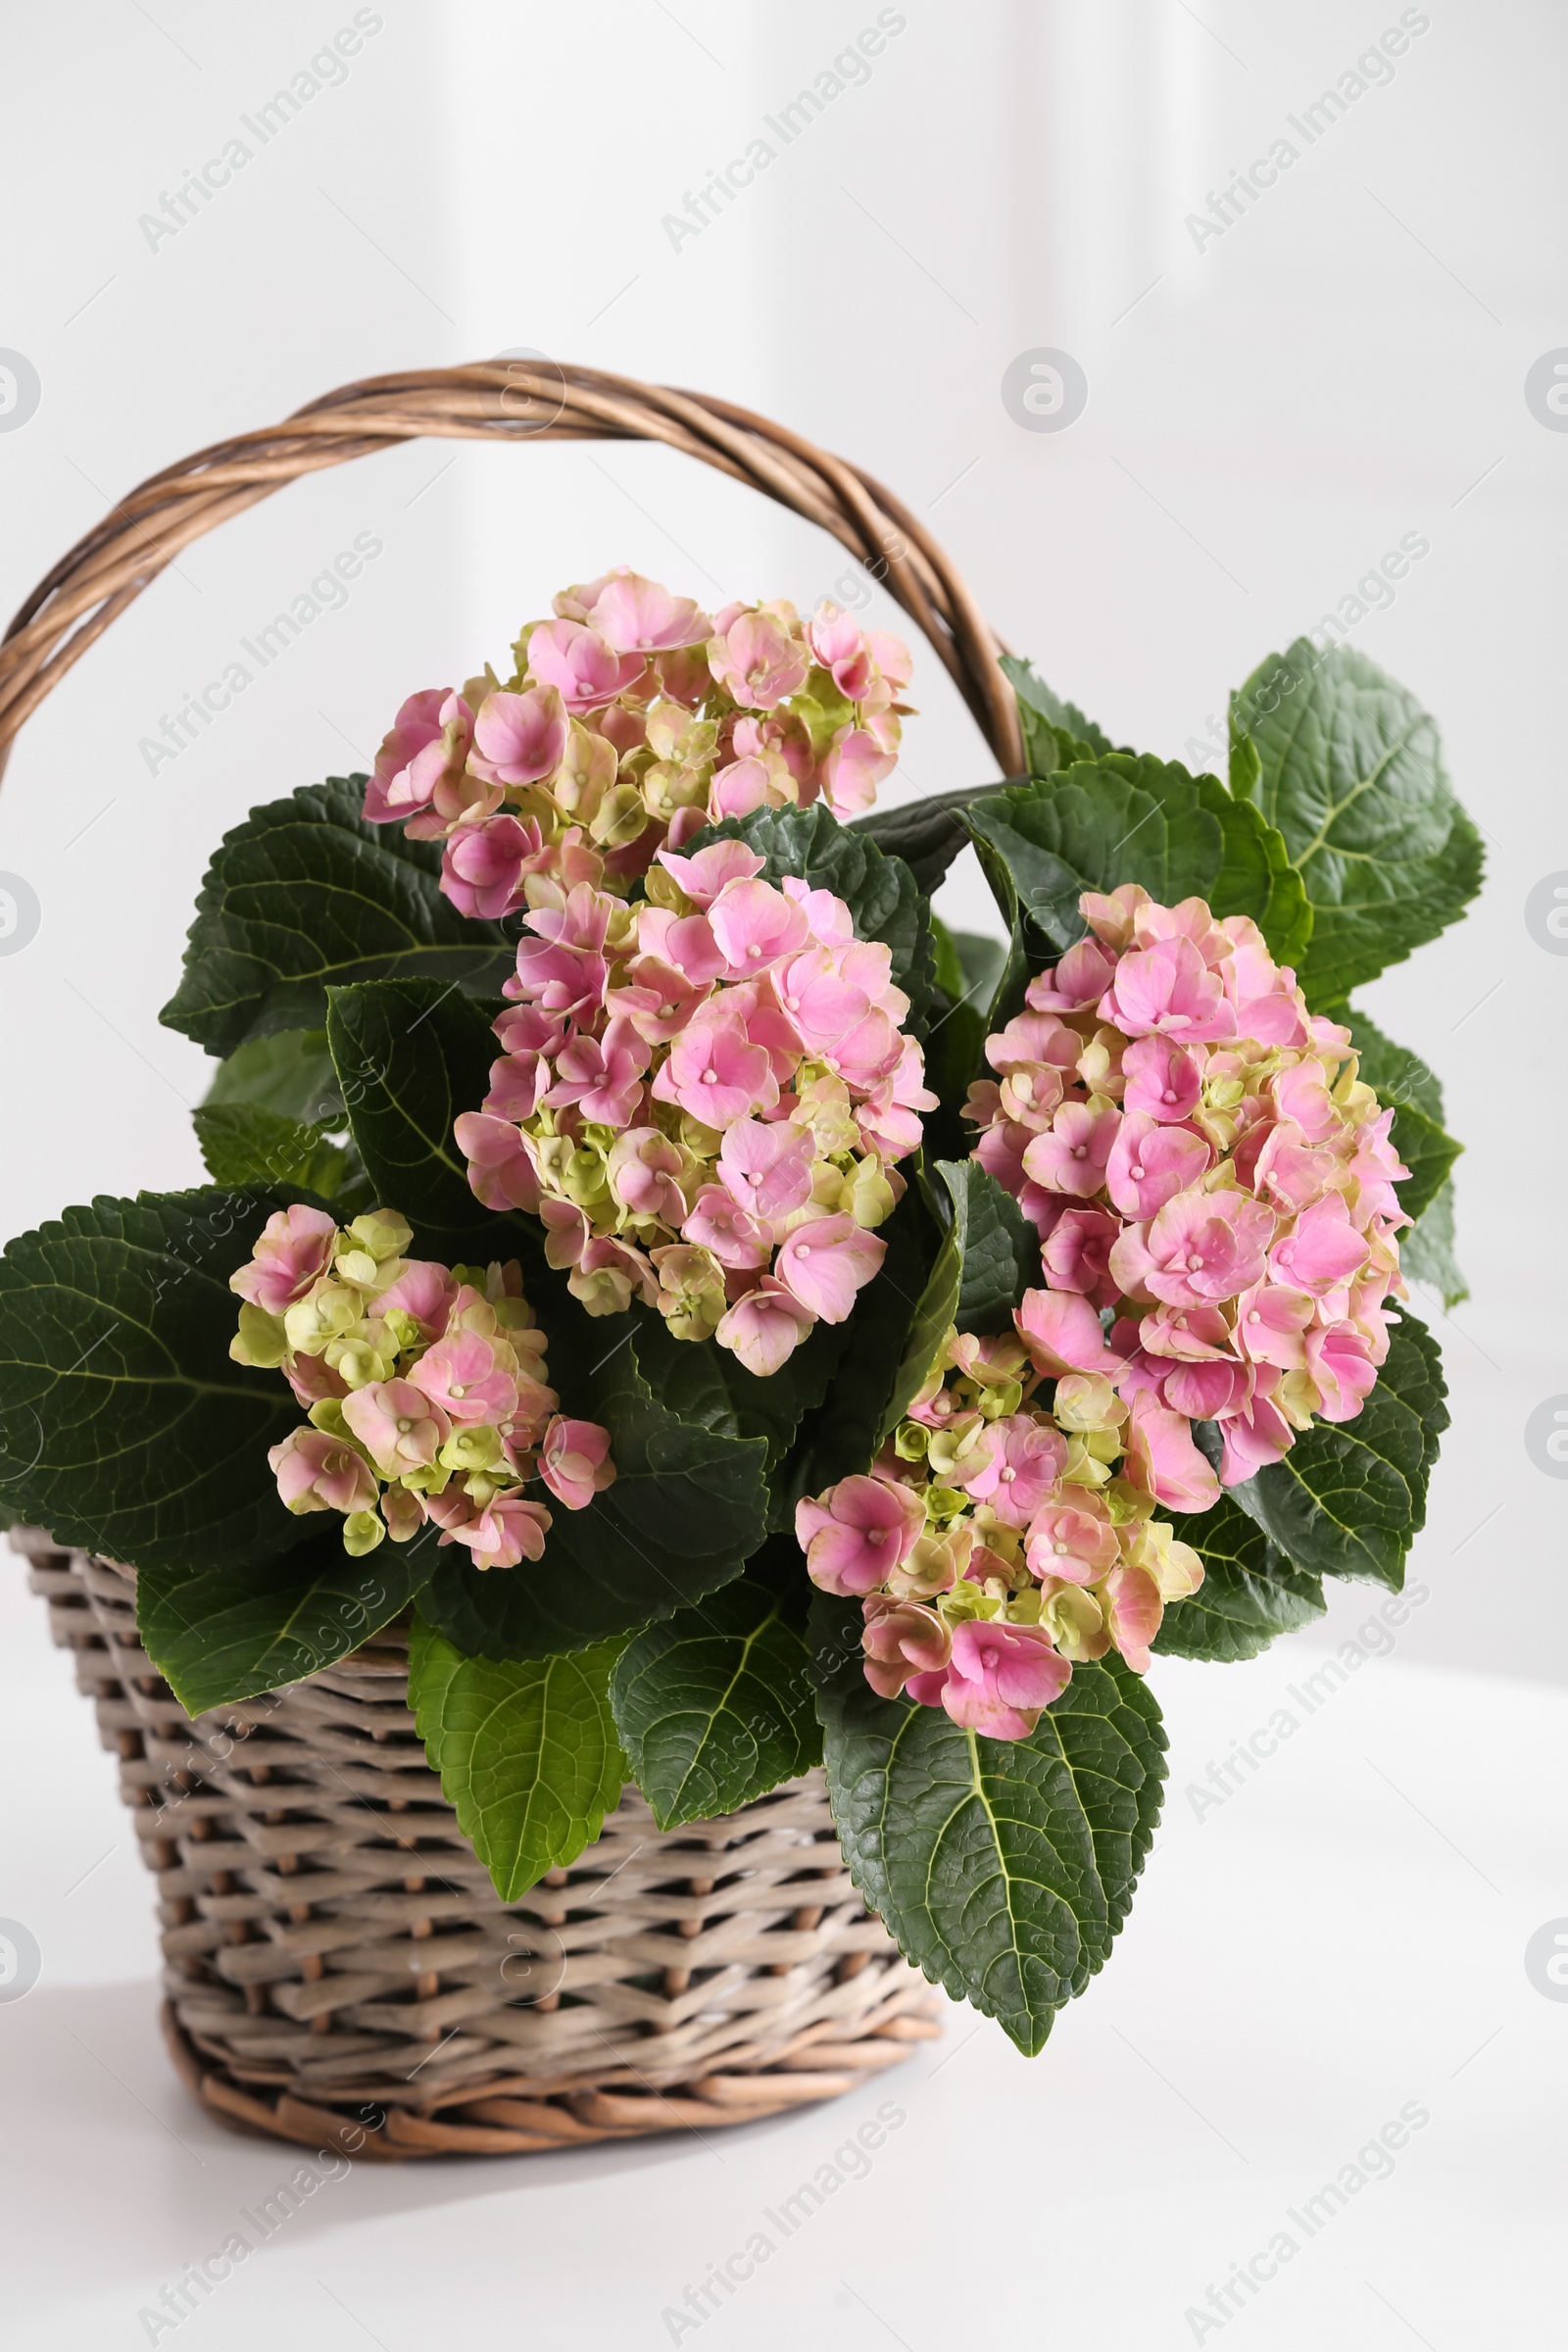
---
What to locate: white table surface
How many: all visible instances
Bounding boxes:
[3,1550,1563,2352]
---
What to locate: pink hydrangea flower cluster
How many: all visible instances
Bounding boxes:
[359,568,913,915]
[965,885,1409,1488]
[453,840,937,1375]
[796,1321,1206,1740]
[229,1204,614,1570]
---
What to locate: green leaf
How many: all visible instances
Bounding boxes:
[410,1614,625,1898]
[812,1594,1165,2054]
[1152,1494,1325,1662]
[190,1103,359,1201]
[1400,1178,1467,1308]
[1336,1005,1462,1225]
[879,1178,963,1439]
[923,921,1006,1158]
[418,1327,769,1662]
[0,1189,314,1576]
[1337,1006,1446,1122]
[1232,1308,1448,1590]
[936,924,1006,1016]
[932,1155,1036,1341]
[1002,653,1122,765]
[684,801,934,1029]
[202,1027,341,1122]
[611,1565,821,1829]
[324,977,532,1267]
[1382,1095,1461,1226]
[1230,641,1483,1000]
[160,777,516,1057]
[783,1185,943,1509]
[139,1521,440,1714]
[964,756,1311,968]
[630,1313,850,1528]
[848,784,1013,896]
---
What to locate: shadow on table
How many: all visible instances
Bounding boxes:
[4,1975,883,2285]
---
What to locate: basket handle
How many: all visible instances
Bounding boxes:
[0,361,1023,788]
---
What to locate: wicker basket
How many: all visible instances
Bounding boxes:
[17,1530,942,2157]
[0,364,1027,2152]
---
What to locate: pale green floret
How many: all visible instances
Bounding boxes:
[333,1248,380,1290]
[440,1426,506,1477]
[397,1459,454,1497]
[342,1508,385,1557]
[325,1330,398,1389]
[230,1302,288,1369]
[305,1399,371,1460]
[284,1281,363,1355]
[1103,1476,1156,1525]
[348,1210,414,1262]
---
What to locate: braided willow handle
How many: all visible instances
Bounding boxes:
[0,361,1023,788]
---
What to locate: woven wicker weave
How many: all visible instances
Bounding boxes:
[0,361,1023,782]
[17,1530,941,2157]
[0,366,1006,2152]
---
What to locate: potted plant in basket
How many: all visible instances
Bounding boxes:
[0,372,1473,2147]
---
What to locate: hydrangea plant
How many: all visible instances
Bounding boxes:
[0,585,1470,2052]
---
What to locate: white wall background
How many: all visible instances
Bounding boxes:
[1,0,1563,1705]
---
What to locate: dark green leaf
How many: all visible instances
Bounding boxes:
[1152,1494,1325,1662]
[631,1312,849,1528]
[923,921,1006,1158]
[934,1156,1036,1339]
[879,1177,964,1440]
[160,777,516,1057]
[1230,641,1483,1000]
[783,1186,943,1509]
[1382,1095,1461,1226]
[202,1027,342,1122]
[813,1594,1165,2054]
[1338,1006,1446,1122]
[1400,1178,1467,1308]
[683,801,934,1029]
[964,755,1311,968]
[1232,1308,1447,1590]
[324,977,532,1267]
[1002,653,1122,764]
[1228,712,1261,801]
[1336,1005,1462,1225]
[191,1103,359,1201]
[138,1520,440,1714]
[410,1613,624,1898]
[418,1328,769,1662]
[941,925,1006,1014]
[0,1189,313,1576]
[611,1569,820,1828]
[848,784,1014,895]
